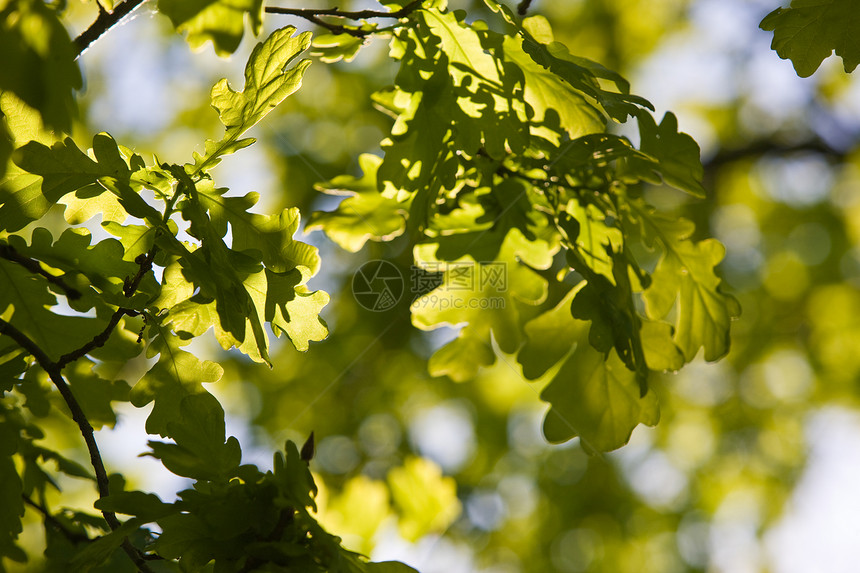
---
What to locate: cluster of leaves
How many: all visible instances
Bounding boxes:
[310,0,738,452]
[12,0,847,568]
[0,17,411,571]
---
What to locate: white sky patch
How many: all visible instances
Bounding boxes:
[95,402,191,501]
[371,525,476,573]
[766,407,860,573]
[409,402,476,473]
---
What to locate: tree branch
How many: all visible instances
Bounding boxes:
[0,318,153,572]
[0,244,81,300]
[517,0,533,15]
[73,0,149,59]
[56,308,137,370]
[56,249,154,369]
[265,0,425,37]
[704,138,848,170]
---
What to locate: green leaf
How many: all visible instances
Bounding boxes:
[129,332,224,436]
[565,200,623,281]
[265,271,330,352]
[0,118,11,181]
[569,250,649,394]
[95,491,176,522]
[413,227,555,380]
[68,518,142,572]
[0,258,107,362]
[420,8,500,84]
[101,222,157,262]
[2,133,156,232]
[157,0,264,56]
[274,440,317,511]
[627,112,706,198]
[508,11,653,123]
[60,184,127,225]
[387,457,461,542]
[197,26,311,172]
[170,176,327,357]
[146,393,242,481]
[0,420,25,563]
[178,191,271,363]
[0,0,81,132]
[502,35,605,141]
[640,320,685,372]
[0,347,28,388]
[309,154,409,252]
[66,359,130,430]
[760,0,860,77]
[150,259,195,310]
[427,327,496,383]
[152,513,216,570]
[197,180,320,273]
[635,206,740,362]
[311,33,366,63]
[518,286,587,380]
[18,368,52,418]
[6,227,142,310]
[366,562,420,573]
[541,343,660,452]
[27,445,95,481]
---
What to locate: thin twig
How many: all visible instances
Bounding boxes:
[55,249,154,369]
[704,138,848,170]
[56,308,137,369]
[0,244,81,300]
[517,0,533,15]
[0,318,153,571]
[265,0,425,36]
[73,0,148,59]
[22,494,91,544]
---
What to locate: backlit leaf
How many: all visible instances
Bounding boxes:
[158,0,264,56]
[0,0,80,132]
[197,26,311,172]
[129,331,224,436]
[541,343,660,452]
[387,457,461,542]
[760,0,860,77]
[635,206,740,361]
[309,154,409,252]
[146,393,241,481]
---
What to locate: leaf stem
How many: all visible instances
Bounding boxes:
[73,0,149,59]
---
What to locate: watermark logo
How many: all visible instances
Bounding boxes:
[352,260,405,311]
[352,260,508,312]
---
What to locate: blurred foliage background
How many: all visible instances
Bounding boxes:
[13,0,860,571]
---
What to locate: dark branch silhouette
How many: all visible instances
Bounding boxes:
[56,249,155,369]
[0,318,153,572]
[22,494,91,544]
[265,0,425,36]
[0,243,81,300]
[704,138,848,170]
[73,0,148,59]
[0,247,157,572]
